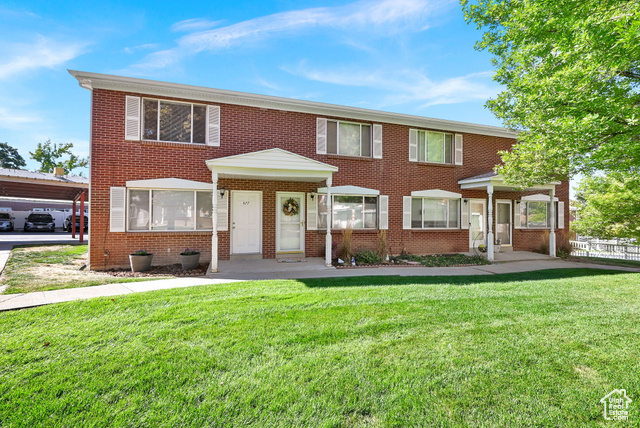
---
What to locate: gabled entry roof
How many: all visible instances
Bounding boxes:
[458,171,559,191]
[206,148,338,182]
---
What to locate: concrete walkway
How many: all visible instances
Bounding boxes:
[2,252,639,312]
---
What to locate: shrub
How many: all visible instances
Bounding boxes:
[355,250,383,265]
[377,230,387,258]
[340,228,353,261]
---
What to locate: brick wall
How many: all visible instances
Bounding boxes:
[89,89,570,269]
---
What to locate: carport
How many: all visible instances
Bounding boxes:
[0,168,89,242]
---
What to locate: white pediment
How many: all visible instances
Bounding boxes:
[317,185,380,195]
[126,177,211,190]
[411,189,462,198]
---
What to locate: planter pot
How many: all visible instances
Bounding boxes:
[129,254,153,272]
[494,245,501,253]
[180,253,201,270]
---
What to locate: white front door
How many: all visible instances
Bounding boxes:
[276,192,305,253]
[231,191,262,254]
[469,199,486,249]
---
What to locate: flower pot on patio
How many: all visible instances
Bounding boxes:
[129,251,153,272]
[180,249,201,270]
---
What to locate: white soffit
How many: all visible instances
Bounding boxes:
[69,70,518,139]
[521,194,559,202]
[411,189,462,198]
[317,185,380,195]
[126,177,211,190]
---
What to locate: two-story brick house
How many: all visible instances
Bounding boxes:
[69,70,568,272]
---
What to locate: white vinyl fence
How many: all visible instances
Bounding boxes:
[571,240,640,261]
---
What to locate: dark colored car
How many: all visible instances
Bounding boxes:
[24,213,55,232]
[63,214,89,232]
[0,212,14,232]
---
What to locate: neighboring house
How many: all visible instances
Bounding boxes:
[69,70,569,271]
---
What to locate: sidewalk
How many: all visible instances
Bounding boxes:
[2,254,639,312]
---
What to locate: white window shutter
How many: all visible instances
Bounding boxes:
[307,193,318,230]
[378,195,389,229]
[316,118,327,154]
[110,187,126,232]
[372,124,383,159]
[125,96,141,141]
[454,134,463,165]
[403,196,412,229]
[206,105,221,146]
[217,191,229,231]
[409,129,418,162]
[514,201,522,228]
[557,201,565,229]
[461,200,470,230]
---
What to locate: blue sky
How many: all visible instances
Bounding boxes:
[0,0,503,175]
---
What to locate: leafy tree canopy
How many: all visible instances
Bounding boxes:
[572,174,640,239]
[29,139,88,175]
[462,0,640,187]
[0,142,26,169]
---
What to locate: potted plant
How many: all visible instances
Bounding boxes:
[478,244,487,253]
[129,249,153,272]
[180,248,201,270]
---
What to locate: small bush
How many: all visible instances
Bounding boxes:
[355,250,383,265]
[340,228,353,261]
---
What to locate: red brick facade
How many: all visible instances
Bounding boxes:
[84,80,569,270]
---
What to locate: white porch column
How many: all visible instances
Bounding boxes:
[325,175,333,267]
[487,183,494,261]
[210,171,219,273]
[549,187,556,257]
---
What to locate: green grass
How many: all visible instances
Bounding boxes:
[1,245,167,294]
[570,255,640,269]
[1,269,639,427]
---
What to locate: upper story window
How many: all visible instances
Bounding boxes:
[409,129,463,165]
[143,99,206,144]
[124,96,220,146]
[327,120,372,157]
[316,118,383,158]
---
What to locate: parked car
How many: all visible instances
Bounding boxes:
[0,212,15,232]
[63,214,89,232]
[24,213,55,232]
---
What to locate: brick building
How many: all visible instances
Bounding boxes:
[70,70,568,271]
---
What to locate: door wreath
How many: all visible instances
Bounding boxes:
[283,198,299,216]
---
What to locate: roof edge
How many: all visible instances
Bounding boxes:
[68,70,518,139]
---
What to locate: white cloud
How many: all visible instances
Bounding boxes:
[123,43,159,55]
[171,18,222,32]
[132,0,453,70]
[0,107,40,130]
[288,63,497,108]
[0,35,86,80]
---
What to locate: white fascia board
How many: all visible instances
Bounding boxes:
[317,185,380,195]
[69,70,518,139]
[521,194,559,202]
[126,177,212,190]
[411,189,462,198]
[206,148,338,173]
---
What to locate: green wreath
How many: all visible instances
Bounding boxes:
[283,198,299,216]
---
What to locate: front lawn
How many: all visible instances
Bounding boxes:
[0,245,170,294]
[1,269,639,427]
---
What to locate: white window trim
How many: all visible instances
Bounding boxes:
[126,187,214,232]
[318,193,381,230]
[516,200,562,230]
[142,98,209,145]
[327,119,373,158]
[410,129,455,165]
[409,196,461,230]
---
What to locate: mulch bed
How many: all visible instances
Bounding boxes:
[102,263,208,278]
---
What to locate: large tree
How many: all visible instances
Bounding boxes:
[30,139,88,175]
[0,142,26,169]
[462,0,640,187]
[572,174,640,239]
